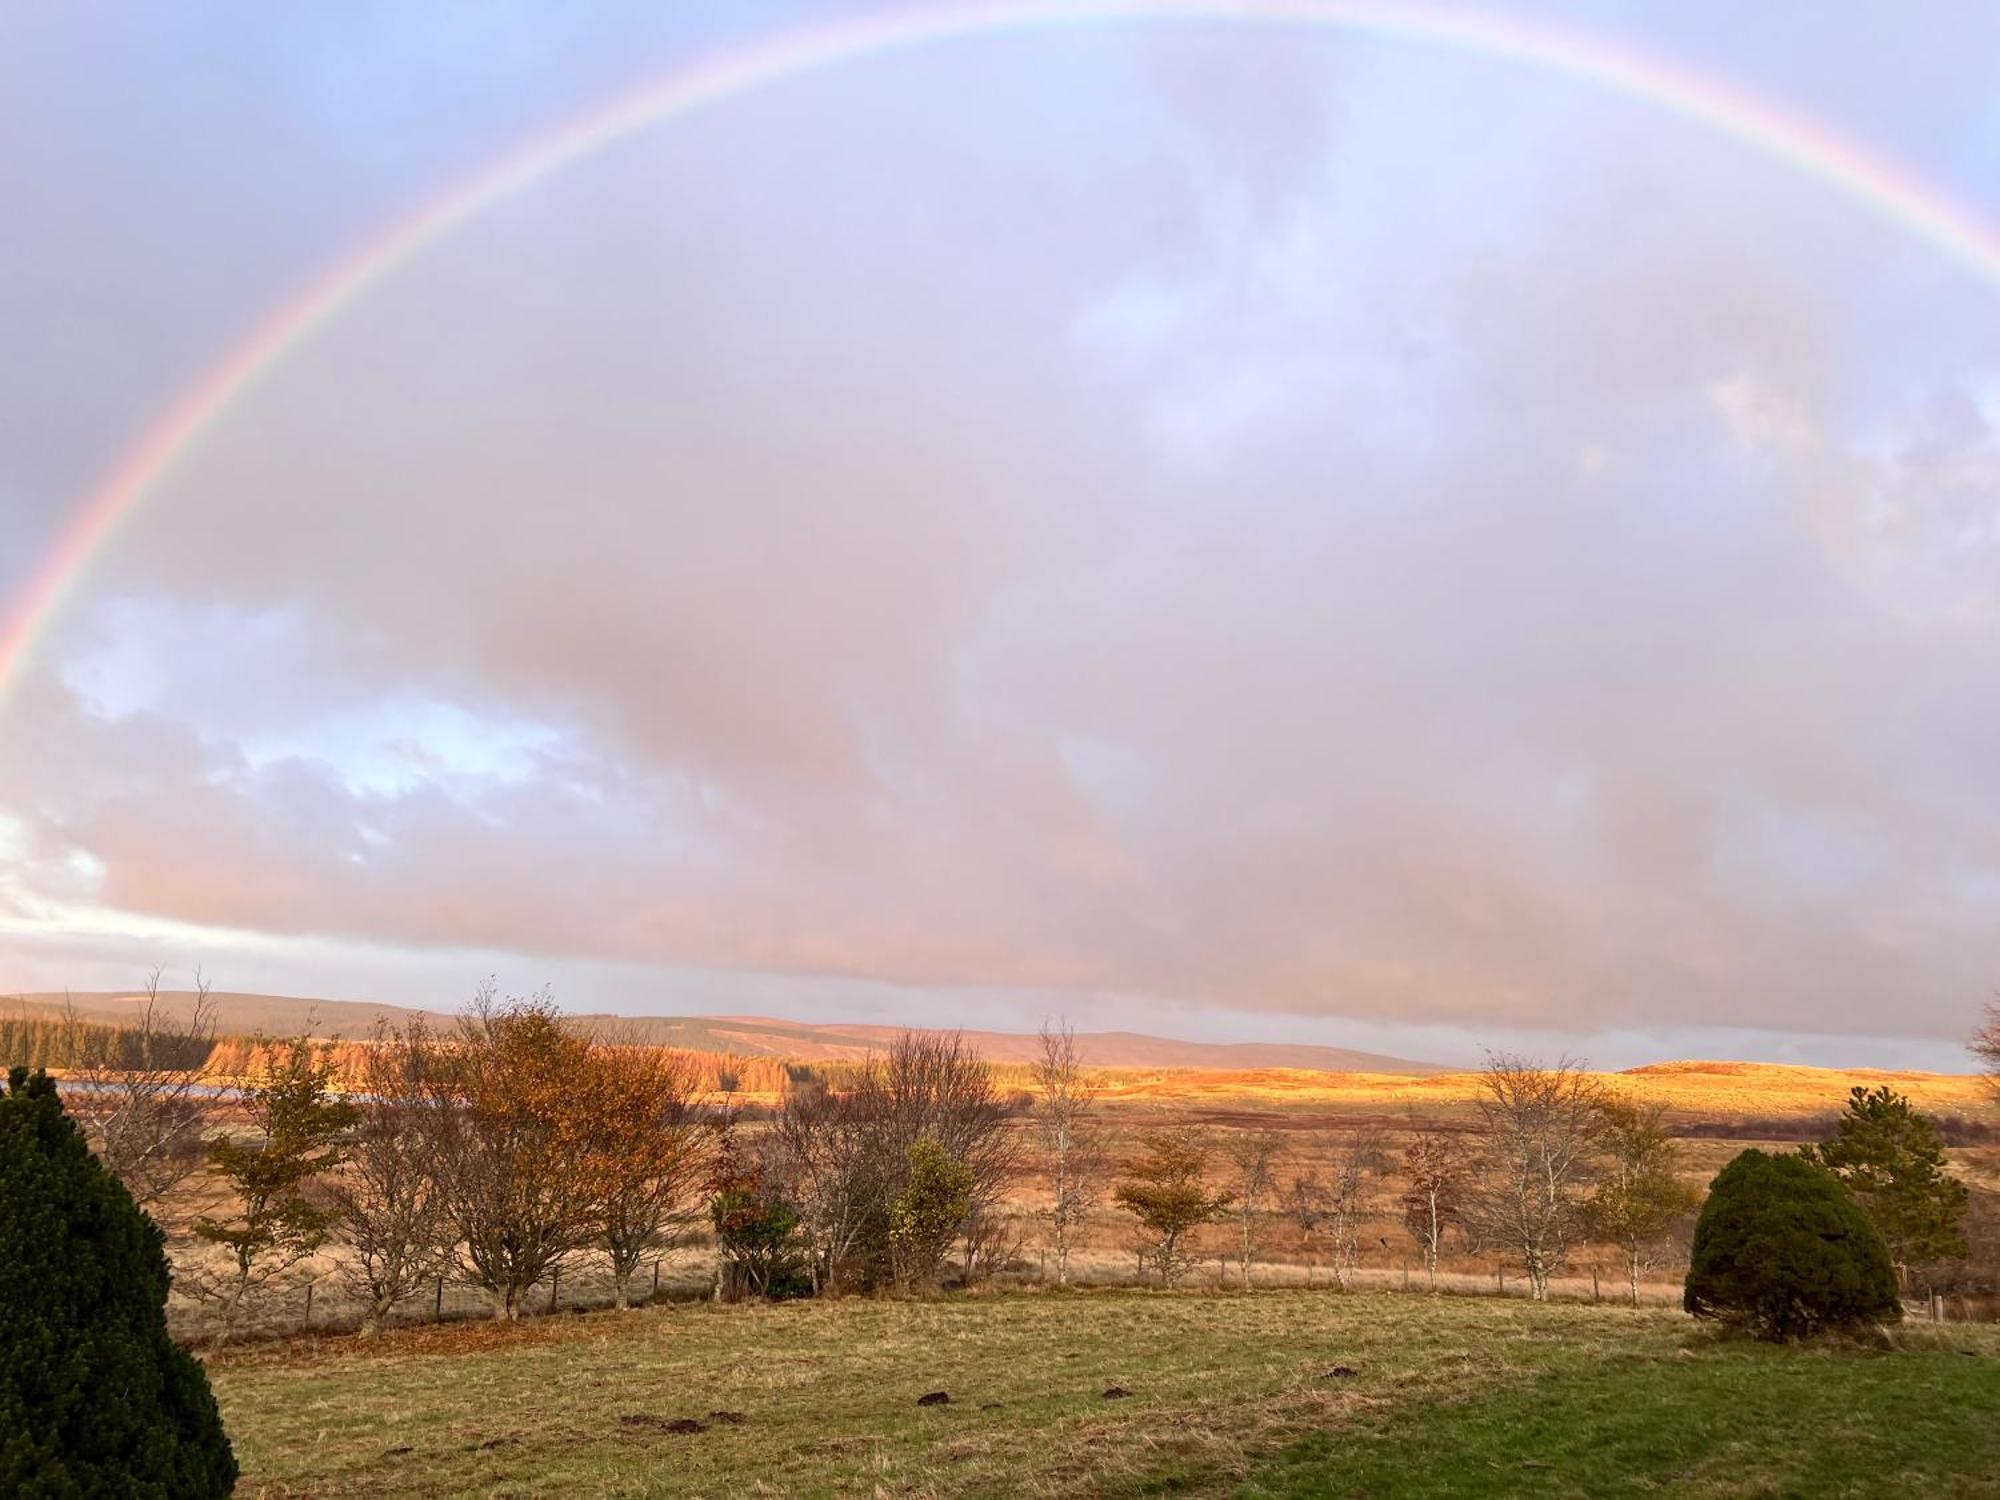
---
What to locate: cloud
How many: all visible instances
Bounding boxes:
[6,10,2000,1055]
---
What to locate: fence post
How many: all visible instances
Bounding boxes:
[549,1267,560,1315]
[1497,1267,1505,1296]
[435,1274,445,1323]
[304,1281,313,1327]
[1591,1268,1599,1304]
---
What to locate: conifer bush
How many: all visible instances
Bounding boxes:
[1684,1148,1901,1341]
[0,1067,237,1495]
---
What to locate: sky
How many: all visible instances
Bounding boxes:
[4,0,2000,1069]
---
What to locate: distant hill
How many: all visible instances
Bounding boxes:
[5,991,1446,1075]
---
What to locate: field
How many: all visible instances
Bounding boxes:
[206,1288,2000,1498]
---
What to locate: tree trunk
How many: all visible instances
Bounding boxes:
[359,1293,393,1338]
[1628,1249,1640,1308]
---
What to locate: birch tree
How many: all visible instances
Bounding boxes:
[1032,1021,1104,1287]
[1586,1097,1699,1305]
[1400,1123,1465,1290]
[1323,1126,1386,1290]
[1223,1130,1284,1288]
[1467,1053,1602,1301]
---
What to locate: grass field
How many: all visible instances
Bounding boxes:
[206,1288,2000,1498]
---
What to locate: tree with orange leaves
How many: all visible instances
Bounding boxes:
[419,986,609,1320]
[587,1040,711,1310]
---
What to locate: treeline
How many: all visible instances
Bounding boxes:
[0,1014,214,1074]
[23,989,1992,1343]
[61,988,1031,1340]
[5,1004,789,1097]
[204,1037,792,1097]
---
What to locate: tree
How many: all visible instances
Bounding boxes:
[1283,1170,1330,1286]
[0,1067,237,1494]
[319,1018,451,1336]
[422,987,610,1319]
[709,1120,803,1302]
[1685,1149,1900,1340]
[1971,1002,1999,1104]
[1322,1126,1386,1291]
[1224,1131,1285,1288]
[1401,1124,1466,1290]
[888,1135,975,1291]
[1586,1097,1700,1305]
[1467,1053,1602,1300]
[1033,1021,1105,1287]
[864,1030,1019,1259]
[1804,1086,1969,1291]
[62,969,219,1217]
[1114,1128,1232,1287]
[588,1042,708,1310]
[769,1074,884,1294]
[770,1030,1016,1293]
[191,1035,358,1340]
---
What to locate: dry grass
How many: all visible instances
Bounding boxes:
[1069,1060,1991,1119]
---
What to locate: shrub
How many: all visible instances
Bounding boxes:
[887,1135,974,1290]
[0,1067,237,1495]
[1684,1148,1901,1340]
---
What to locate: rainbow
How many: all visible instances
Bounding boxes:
[7,0,1999,713]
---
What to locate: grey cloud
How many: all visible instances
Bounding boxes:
[6,8,2000,1054]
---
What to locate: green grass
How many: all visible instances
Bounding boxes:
[203,1289,2000,1498]
[1243,1327,2000,1498]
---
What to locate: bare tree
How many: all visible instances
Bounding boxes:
[1401,1121,1466,1290]
[63,969,219,1217]
[590,1041,709,1309]
[1323,1126,1386,1291]
[961,1201,1030,1283]
[1223,1130,1285,1288]
[1467,1053,1602,1301]
[422,986,610,1319]
[870,1030,1019,1233]
[1032,1021,1104,1286]
[320,1018,452,1335]
[770,1075,883,1293]
[770,1030,1016,1293]
[1974,1002,2000,1104]
[1283,1170,1331,1286]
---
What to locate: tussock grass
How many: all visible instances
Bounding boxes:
[205,1288,2000,1498]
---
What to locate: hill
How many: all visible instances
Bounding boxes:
[4,991,1444,1075]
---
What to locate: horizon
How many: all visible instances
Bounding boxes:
[11,981,1988,1076]
[6,1,2000,1073]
